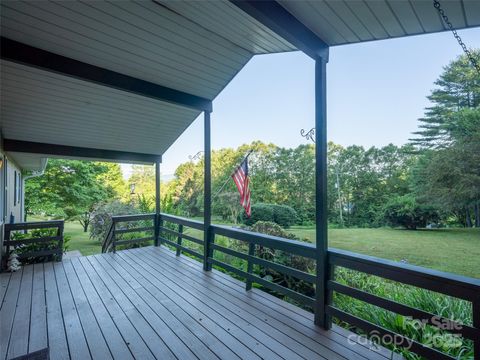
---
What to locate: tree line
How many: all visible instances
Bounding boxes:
[24,51,479,231]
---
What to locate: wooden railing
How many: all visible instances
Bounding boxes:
[158,213,204,260]
[210,224,316,307]
[102,214,155,252]
[102,213,480,359]
[3,221,64,266]
[327,248,480,360]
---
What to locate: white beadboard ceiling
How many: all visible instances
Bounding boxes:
[1,0,479,170]
[279,0,479,46]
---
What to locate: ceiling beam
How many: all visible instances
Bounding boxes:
[230,1,329,61]
[3,139,162,164]
[1,37,212,112]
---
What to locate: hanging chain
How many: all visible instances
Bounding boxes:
[300,1,478,143]
[433,0,480,74]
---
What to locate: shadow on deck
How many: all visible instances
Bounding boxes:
[1,246,400,360]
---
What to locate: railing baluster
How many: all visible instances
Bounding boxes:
[159,217,164,245]
[57,222,64,262]
[325,263,334,328]
[245,242,255,291]
[176,224,183,256]
[112,219,116,253]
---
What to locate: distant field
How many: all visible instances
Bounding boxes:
[45,216,479,279]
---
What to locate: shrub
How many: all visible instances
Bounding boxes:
[89,200,137,242]
[243,203,298,227]
[243,203,275,225]
[273,204,298,227]
[383,195,439,230]
[9,228,71,264]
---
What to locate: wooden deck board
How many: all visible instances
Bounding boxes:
[137,247,380,360]
[28,264,47,353]
[68,258,133,360]
[54,262,92,360]
[7,265,33,359]
[44,262,70,360]
[90,255,237,360]
[75,257,156,360]
[1,246,400,360]
[126,248,340,360]
[1,269,24,360]
[61,261,113,360]
[153,246,391,360]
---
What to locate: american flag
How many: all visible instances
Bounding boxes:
[232,157,251,217]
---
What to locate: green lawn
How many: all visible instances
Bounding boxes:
[289,226,480,278]
[63,221,101,256]
[54,217,479,279]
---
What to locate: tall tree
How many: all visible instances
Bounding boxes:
[410,51,480,226]
[25,160,119,231]
[411,50,480,148]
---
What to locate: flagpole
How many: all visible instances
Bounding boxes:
[212,149,253,201]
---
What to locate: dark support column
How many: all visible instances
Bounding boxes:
[154,160,161,246]
[314,56,330,329]
[203,111,213,271]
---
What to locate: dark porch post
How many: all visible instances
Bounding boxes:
[203,110,213,271]
[154,160,161,246]
[314,56,330,329]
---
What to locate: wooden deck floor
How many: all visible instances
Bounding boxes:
[1,246,400,360]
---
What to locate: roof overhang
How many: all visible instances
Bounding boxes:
[1,0,478,171]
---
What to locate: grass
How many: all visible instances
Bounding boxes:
[289,226,480,278]
[63,221,101,256]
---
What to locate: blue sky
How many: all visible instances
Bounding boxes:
[124,28,480,177]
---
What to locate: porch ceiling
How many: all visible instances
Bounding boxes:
[0,0,285,168]
[278,0,480,46]
[1,0,478,170]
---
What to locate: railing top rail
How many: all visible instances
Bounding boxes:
[212,224,316,259]
[329,247,480,301]
[111,213,155,222]
[160,213,204,230]
[109,212,479,301]
[5,220,64,231]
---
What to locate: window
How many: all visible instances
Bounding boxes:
[13,170,21,207]
[14,170,17,206]
[0,155,4,222]
[17,172,21,207]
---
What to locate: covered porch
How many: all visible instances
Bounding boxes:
[1,246,396,360]
[1,1,479,359]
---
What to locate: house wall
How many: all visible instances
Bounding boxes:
[0,137,5,264]
[5,158,23,223]
[0,136,24,267]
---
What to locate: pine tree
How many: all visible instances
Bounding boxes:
[410,50,480,148]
